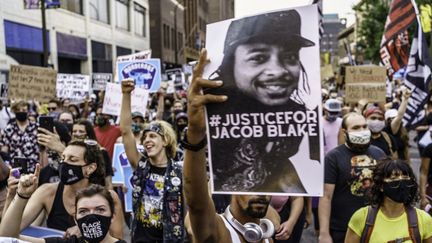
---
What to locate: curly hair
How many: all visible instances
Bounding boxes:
[68,140,106,186]
[368,159,419,207]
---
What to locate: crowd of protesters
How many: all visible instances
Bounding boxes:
[0,48,431,243]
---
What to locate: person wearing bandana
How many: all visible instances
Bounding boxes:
[120,79,184,243]
[4,141,124,240]
[345,159,432,243]
[319,112,386,243]
[0,170,126,243]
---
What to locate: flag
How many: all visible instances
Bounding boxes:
[380,0,416,79]
[402,26,432,128]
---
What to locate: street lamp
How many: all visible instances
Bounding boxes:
[171,0,184,65]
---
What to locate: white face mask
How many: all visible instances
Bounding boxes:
[347,130,371,145]
[367,120,385,133]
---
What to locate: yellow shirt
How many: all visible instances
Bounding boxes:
[348,206,432,243]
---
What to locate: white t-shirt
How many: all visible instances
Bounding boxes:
[322,117,342,155]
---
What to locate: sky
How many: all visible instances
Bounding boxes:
[235,0,361,25]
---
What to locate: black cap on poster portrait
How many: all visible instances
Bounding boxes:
[223,9,315,55]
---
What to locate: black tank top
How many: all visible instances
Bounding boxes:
[46,183,75,231]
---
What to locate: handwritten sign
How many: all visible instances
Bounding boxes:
[56,74,91,100]
[9,65,57,102]
[92,73,112,91]
[345,66,387,103]
[102,82,149,116]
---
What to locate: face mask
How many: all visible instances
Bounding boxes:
[15,112,28,122]
[345,130,371,153]
[383,180,414,203]
[63,123,73,133]
[325,114,337,122]
[95,116,107,127]
[59,162,85,185]
[76,214,111,243]
[131,123,142,134]
[177,124,187,132]
[367,119,385,133]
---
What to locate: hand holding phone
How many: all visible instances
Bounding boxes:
[39,116,54,133]
[12,156,29,175]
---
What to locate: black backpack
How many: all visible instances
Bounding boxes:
[360,206,421,243]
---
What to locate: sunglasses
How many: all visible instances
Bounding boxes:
[47,107,57,111]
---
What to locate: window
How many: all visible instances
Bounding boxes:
[92,41,112,73]
[89,0,109,24]
[60,0,82,14]
[134,3,146,36]
[178,32,183,51]
[171,28,176,50]
[116,0,130,30]
[163,24,170,48]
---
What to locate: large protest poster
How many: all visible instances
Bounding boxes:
[345,66,387,103]
[56,74,91,100]
[92,73,112,91]
[9,64,57,102]
[203,5,323,196]
[102,83,149,116]
[117,59,162,92]
[112,143,144,212]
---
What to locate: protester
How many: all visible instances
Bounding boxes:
[120,79,184,242]
[323,98,343,155]
[183,49,283,243]
[420,138,432,211]
[0,100,13,130]
[47,98,62,119]
[364,106,397,158]
[6,140,124,239]
[0,100,39,173]
[0,156,10,221]
[270,196,305,243]
[0,169,126,243]
[319,112,386,243]
[345,159,432,243]
[94,107,121,160]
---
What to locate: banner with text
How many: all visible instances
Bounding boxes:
[56,74,91,100]
[102,82,149,116]
[117,59,161,92]
[92,73,112,91]
[345,66,387,103]
[9,64,57,102]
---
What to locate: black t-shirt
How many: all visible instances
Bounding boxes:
[45,236,126,243]
[133,165,167,243]
[370,132,397,157]
[384,126,406,160]
[324,144,386,232]
[101,149,114,176]
[421,143,432,184]
[39,165,60,186]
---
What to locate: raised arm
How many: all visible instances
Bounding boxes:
[120,79,141,169]
[391,89,411,134]
[183,49,227,242]
[420,156,431,209]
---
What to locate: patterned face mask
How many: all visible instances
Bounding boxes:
[347,130,371,145]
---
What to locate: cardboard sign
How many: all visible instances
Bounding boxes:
[9,65,57,102]
[345,66,387,103]
[102,83,149,116]
[92,73,112,91]
[112,143,144,212]
[320,64,334,81]
[56,74,91,100]
[117,59,162,92]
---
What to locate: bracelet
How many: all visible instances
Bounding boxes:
[16,192,30,200]
[181,134,207,152]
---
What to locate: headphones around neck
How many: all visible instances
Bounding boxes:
[223,205,275,242]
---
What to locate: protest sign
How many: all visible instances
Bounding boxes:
[0,71,7,100]
[115,50,152,82]
[102,82,149,116]
[117,59,162,92]
[92,73,112,91]
[320,64,334,81]
[112,143,144,212]
[166,68,183,84]
[9,64,57,102]
[203,5,323,196]
[56,74,91,100]
[345,66,387,103]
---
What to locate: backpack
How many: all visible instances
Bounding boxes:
[360,206,421,243]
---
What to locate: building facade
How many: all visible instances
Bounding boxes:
[0,0,150,74]
[207,0,234,24]
[320,14,346,66]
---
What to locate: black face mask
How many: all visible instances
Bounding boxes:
[177,124,187,133]
[95,116,107,127]
[59,162,85,185]
[383,180,414,203]
[76,214,111,243]
[15,112,28,122]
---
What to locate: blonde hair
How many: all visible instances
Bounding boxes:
[142,120,177,158]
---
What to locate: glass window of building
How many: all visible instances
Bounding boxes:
[134,3,146,36]
[89,0,110,24]
[60,0,82,15]
[116,0,130,30]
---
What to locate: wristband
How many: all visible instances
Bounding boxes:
[17,191,31,200]
[181,134,207,151]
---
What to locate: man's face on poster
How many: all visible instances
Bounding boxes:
[233,42,301,106]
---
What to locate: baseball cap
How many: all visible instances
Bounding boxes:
[324,99,342,112]
[131,111,145,120]
[223,10,315,55]
[385,109,398,120]
[364,106,384,118]
[176,112,188,121]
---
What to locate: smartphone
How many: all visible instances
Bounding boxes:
[12,156,29,175]
[39,116,54,132]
